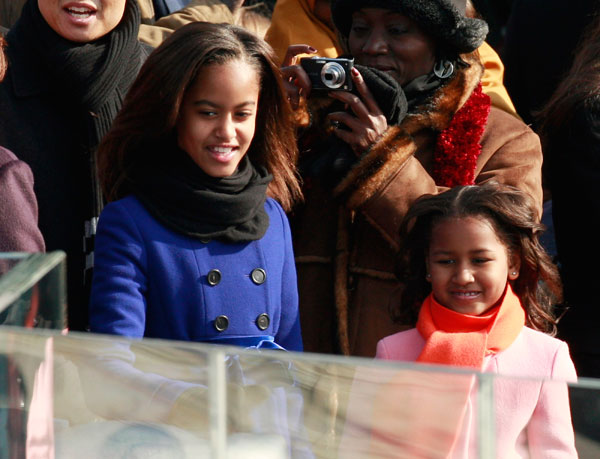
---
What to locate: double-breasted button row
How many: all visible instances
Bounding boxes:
[207,269,222,286]
[213,313,271,332]
[256,313,270,330]
[206,268,267,286]
[214,315,229,331]
[251,268,267,285]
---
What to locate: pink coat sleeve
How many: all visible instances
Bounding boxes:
[527,341,578,458]
[375,338,391,360]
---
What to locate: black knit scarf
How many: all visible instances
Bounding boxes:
[130,148,273,243]
[300,64,408,185]
[13,0,143,217]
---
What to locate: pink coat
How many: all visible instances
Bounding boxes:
[376,327,578,458]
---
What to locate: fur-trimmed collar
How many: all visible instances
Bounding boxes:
[333,53,484,209]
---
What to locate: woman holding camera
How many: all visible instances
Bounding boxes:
[284,0,544,357]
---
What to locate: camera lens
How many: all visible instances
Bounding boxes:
[320,62,346,89]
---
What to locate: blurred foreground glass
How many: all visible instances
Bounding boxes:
[0,251,66,329]
[0,252,598,458]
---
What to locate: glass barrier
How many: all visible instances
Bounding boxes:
[0,326,598,459]
[0,252,66,330]
[0,252,597,458]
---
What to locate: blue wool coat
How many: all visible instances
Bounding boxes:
[89,195,302,351]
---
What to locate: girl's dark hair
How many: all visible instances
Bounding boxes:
[98,22,301,211]
[0,36,7,82]
[394,183,561,335]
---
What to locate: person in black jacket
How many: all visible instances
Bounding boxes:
[0,36,44,257]
[0,0,150,330]
[502,0,597,126]
[538,12,600,379]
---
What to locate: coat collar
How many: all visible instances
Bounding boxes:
[334,53,484,208]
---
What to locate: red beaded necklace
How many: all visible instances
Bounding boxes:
[432,84,491,187]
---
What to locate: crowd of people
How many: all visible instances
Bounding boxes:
[0,0,598,456]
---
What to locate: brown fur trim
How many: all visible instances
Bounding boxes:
[334,53,484,208]
[336,126,417,209]
[334,207,352,355]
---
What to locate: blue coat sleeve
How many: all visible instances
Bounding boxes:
[271,201,303,351]
[89,200,148,338]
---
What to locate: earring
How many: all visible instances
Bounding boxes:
[511,271,517,276]
[433,60,454,79]
[426,273,432,280]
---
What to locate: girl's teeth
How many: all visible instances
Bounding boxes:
[212,147,233,154]
[67,8,93,18]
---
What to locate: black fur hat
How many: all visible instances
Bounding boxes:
[331,0,488,55]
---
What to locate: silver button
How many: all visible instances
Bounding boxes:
[256,313,270,330]
[207,269,221,286]
[214,315,229,332]
[250,268,267,285]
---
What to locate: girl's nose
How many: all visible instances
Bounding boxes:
[216,116,236,141]
[362,28,388,55]
[453,266,475,285]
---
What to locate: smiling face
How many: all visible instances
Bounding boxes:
[348,8,436,86]
[38,0,126,42]
[176,60,261,178]
[426,216,520,315]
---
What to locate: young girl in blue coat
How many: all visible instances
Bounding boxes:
[89,22,303,351]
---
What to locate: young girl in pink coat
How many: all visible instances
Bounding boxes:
[376,183,577,458]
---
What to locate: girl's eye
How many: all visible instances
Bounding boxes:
[235,112,253,119]
[351,24,370,36]
[387,25,407,36]
[199,110,217,117]
[435,259,454,265]
[473,258,490,264]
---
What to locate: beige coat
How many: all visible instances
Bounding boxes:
[137,0,234,47]
[292,54,543,357]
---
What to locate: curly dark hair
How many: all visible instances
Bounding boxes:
[393,182,561,335]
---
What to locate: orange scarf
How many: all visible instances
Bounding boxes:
[416,284,525,369]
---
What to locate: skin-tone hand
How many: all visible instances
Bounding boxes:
[280,44,317,110]
[327,67,388,156]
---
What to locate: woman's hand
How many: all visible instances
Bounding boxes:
[327,67,388,156]
[280,44,317,110]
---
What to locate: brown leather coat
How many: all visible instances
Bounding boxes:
[291,54,543,357]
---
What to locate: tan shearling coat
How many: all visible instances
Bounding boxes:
[292,54,543,357]
[136,0,234,47]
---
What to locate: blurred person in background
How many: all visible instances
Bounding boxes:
[0,0,151,330]
[0,35,44,257]
[266,0,519,117]
[538,11,600,379]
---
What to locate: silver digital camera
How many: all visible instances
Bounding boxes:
[300,57,354,91]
